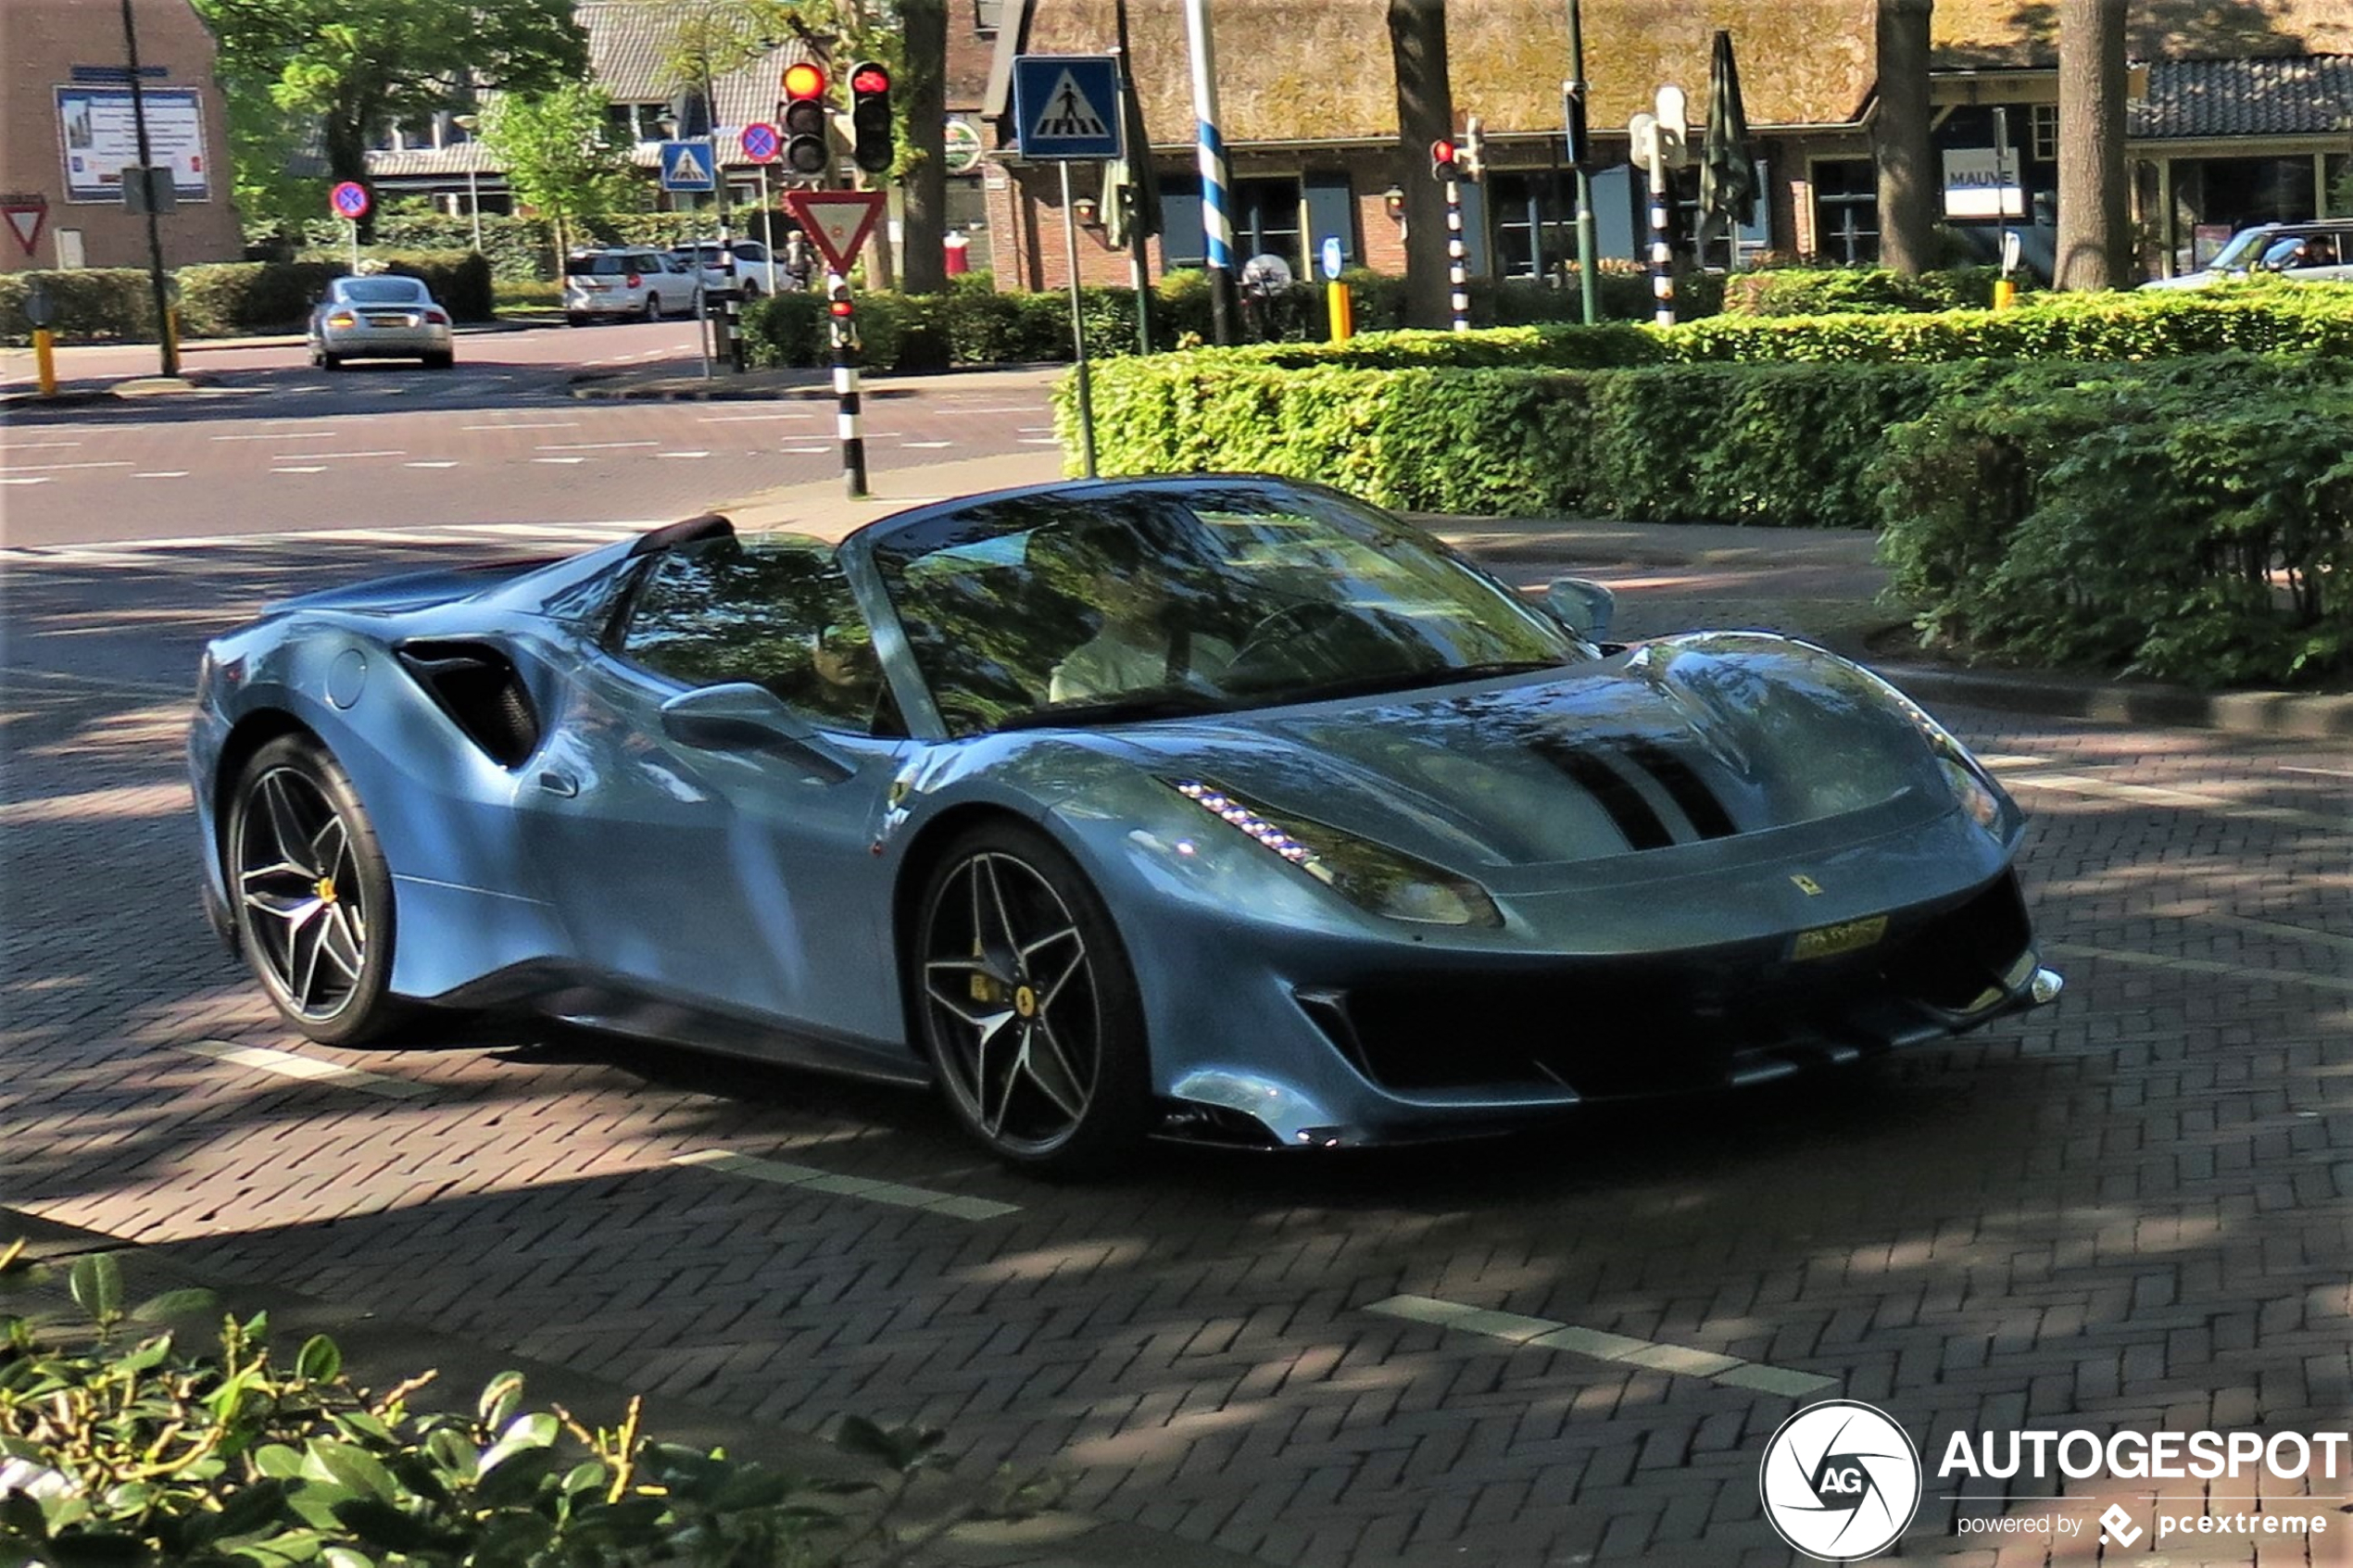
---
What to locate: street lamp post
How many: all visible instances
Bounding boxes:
[452,113,484,252]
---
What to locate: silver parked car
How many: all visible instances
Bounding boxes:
[2145,220,2353,290]
[308,275,455,370]
[564,248,698,324]
[670,240,776,297]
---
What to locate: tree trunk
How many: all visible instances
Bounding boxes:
[2055,0,2130,290]
[1873,0,1935,275]
[898,0,950,293]
[1387,0,1455,330]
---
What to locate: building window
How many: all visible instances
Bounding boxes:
[1490,171,1576,279]
[1811,158,1879,264]
[1231,177,1303,273]
[2031,104,2057,163]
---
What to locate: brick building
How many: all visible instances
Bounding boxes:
[0,0,242,273]
[977,0,2353,291]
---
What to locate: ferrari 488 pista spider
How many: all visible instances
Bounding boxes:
[191,476,2060,1171]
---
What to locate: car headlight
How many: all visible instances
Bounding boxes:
[1849,667,2006,829]
[1168,780,1502,927]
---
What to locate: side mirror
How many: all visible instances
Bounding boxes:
[1545,577,1617,642]
[659,683,853,782]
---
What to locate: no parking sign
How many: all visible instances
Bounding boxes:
[329,181,370,220]
[740,122,780,164]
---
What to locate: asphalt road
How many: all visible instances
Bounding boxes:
[3,368,2351,1566]
[0,320,1063,546]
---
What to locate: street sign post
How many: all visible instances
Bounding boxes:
[740,124,781,294]
[1011,54,1122,478]
[331,181,369,273]
[783,189,891,500]
[783,190,887,273]
[659,140,716,192]
[1011,56,1123,161]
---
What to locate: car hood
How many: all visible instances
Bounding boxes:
[1078,633,1954,871]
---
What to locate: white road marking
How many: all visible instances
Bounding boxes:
[271,466,328,474]
[670,1149,1019,1222]
[940,405,1049,414]
[210,430,337,441]
[0,476,55,486]
[1017,425,1056,433]
[288,450,403,460]
[132,470,190,479]
[538,440,656,450]
[2048,942,2353,996]
[3,440,82,449]
[405,460,459,469]
[461,420,578,431]
[1018,437,1061,445]
[658,450,710,458]
[180,1039,431,1099]
[1365,1295,1837,1397]
[2284,765,2353,781]
[900,441,955,449]
[532,456,587,464]
[1,459,132,472]
[698,411,814,421]
[782,445,830,454]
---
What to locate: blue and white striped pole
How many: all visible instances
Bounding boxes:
[1182,0,1239,345]
[1648,146,1674,328]
[1444,174,1470,331]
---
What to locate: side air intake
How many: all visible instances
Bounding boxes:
[396,641,540,767]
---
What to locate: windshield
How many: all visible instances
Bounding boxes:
[871,484,1590,736]
[2207,229,2273,270]
[336,277,430,304]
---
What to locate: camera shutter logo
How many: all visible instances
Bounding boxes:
[1758,1400,1921,1562]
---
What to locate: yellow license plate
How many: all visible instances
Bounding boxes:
[1791,914,1889,961]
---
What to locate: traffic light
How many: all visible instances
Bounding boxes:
[1429,138,1457,182]
[849,60,893,175]
[782,61,828,176]
[1561,80,1591,169]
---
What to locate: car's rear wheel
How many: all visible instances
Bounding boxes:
[913,822,1151,1173]
[424,350,453,369]
[226,735,407,1045]
[320,351,344,371]
[642,295,661,321]
[565,312,586,328]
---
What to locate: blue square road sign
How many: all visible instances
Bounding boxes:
[660,140,716,192]
[1012,56,1123,161]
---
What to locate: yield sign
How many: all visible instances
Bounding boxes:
[1,193,47,257]
[783,190,887,273]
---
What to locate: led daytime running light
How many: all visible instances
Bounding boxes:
[1173,781,1321,872]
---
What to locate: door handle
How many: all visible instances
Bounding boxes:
[536,770,579,797]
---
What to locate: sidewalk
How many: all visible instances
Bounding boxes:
[1,1208,1263,1568]
[709,458,2353,741]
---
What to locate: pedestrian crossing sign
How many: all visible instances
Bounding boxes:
[1012,56,1123,161]
[660,140,716,192]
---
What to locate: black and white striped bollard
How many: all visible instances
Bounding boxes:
[1647,148,1676,328]
[1444,174,1470,332]
[828,273,866,499]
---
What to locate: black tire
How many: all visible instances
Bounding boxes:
[642,295,661,322]
[912,822,1152,1174]
[308,344,326,369]
[424,350,454,370]
[565,312,587,328]
[321,352,344,371]
[224,734,408,1046]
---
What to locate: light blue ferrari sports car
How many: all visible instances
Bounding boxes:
[191,477,2060,1172]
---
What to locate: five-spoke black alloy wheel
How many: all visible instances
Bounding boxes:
[916,825,1151,1172]
[227,735,405,1044]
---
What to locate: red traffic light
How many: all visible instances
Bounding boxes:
[850,63,890,95]
[829,298,854,317]
[783,61,826,100]
[1430,139,1455,164]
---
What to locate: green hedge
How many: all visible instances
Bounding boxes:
[175,260,344,336]
[1721,265,2028,316]
[1877,358,2353,684]
[289,249,495,322]
[1069,354,1966,528]
[0,269,157,342]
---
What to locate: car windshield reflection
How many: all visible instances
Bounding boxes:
[871,483,1591,736]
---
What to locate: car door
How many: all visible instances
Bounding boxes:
[518,539,914,1047]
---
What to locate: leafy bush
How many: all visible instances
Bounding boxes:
[0,270,156,344]
[1721,265,2026,316]
[0,1242,1052,1568]
[1876,357,2353,684]
[175,261,344,336]
[289,249,496,322]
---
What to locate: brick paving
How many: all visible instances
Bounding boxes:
[3,528,2348,1566]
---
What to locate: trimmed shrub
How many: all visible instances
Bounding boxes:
[1721,265,2025,316]
[0,269,156,344]
[175,261,343,335]
[1876,358,2353,685]
[290,248,495,320]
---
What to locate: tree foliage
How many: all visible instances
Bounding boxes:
[196,0,588,220]
[483,85,638,267]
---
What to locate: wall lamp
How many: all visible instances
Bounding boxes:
[1073,194,1101,227]
[1383,184,1406,221]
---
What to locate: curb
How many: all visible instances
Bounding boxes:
[1880,663,2353,741]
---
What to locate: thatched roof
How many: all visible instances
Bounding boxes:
[1935,0,2353,68]
[1010,0,2353,145]
[1016,0,1880,144]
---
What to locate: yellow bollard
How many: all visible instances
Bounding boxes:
[1327,281,1354,344]
[163,305,182,364]
[1992,279,2017,311]
[33,328,57,397]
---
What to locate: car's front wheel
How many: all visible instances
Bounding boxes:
[642,295,661,321]
[226,735,407,1045]
[913,822,1152,1173]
